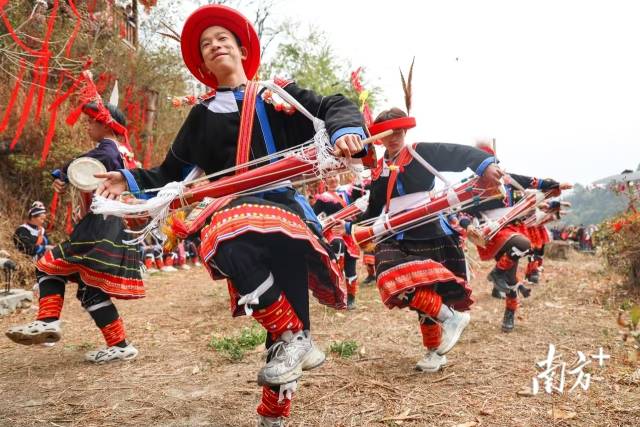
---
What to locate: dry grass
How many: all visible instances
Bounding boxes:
[0,253,638,426]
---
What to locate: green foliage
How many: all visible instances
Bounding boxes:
[261,24,381,109]
[329,339,359,358]
[209,324,267,362]
[561,184,627,226]
[594,211,640,287]
[630,304,640,329]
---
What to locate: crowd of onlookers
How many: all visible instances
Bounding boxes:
[139,234,202,276]
[550,224,597,251]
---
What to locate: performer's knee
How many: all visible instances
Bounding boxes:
[76,284,111,309]
[36,273,66,297]
[504,235,531,259]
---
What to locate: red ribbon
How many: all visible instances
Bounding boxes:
[47,192,59,232]
[65,0,82,57]
[0,57,26,133]
[9,65,40,150]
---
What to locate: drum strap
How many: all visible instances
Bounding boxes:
[384,147,413,213]
[234,81,259,175]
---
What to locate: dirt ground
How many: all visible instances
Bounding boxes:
[1,252,638,427]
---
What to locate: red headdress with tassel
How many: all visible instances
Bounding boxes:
[368,58,417,136]
[65,71,137,169]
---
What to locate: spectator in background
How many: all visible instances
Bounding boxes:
[13,202,53,260]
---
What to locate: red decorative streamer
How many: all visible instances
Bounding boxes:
[87,0,98,21]
[9,66,40,150]
[0,10,39,55]
[33,0,59,123]
[40,73,75,166]
[33,58,49,123]
[65,0,82,57]
[0,57,26,133]
[47,192,59,232]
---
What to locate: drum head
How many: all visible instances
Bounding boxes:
[67,157,107,191]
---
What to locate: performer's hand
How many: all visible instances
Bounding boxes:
[559,182,573,190]
[95,171,128,200]
[479,164,504,187]
[52,178,67,194]
[334,134,364,159]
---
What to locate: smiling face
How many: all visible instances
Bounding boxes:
[199,26,247,81]
[381,129,406,158]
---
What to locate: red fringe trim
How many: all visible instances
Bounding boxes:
[36,251,145,299]
[377,260,468,309]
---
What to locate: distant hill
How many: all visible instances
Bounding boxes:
[560,183,628,226]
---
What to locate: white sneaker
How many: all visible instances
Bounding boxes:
[416,350,447,372]
[437,310,470,355]
[178,264,191,270]
[5,320,61,345]
[301,333,325,371]
[85,344,138,364]
[160,265,178,272]
[257,415,285,427]
[258,330,311,386]
[194,261,202,267]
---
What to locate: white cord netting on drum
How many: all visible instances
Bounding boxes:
[92,80,359,245]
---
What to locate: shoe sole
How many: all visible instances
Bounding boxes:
[416,356,447,373]
[86,351,138,364]
[257,364,303,386]
[501,326,514,333]
[301,350,326,371]
[437,313,470,356]
[6,330,61,346]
